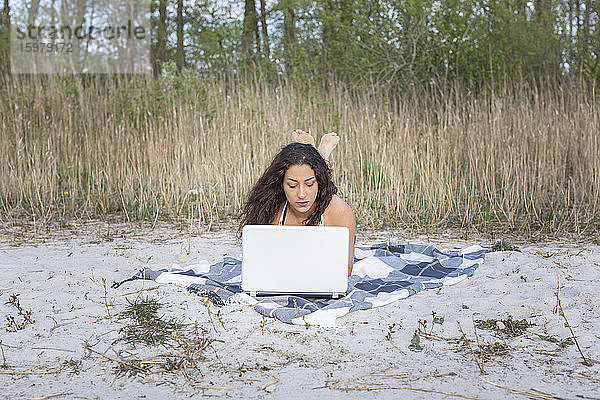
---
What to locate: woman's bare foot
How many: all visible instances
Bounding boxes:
[318,132,339,160]
[292,129,315,146]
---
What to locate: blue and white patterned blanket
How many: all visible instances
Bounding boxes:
[114,243,485,327]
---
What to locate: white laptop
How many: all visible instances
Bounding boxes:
[242,225,349,298]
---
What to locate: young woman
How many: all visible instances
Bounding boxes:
[239,132,356,275]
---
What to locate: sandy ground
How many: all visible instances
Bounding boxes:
[0,222,599,399]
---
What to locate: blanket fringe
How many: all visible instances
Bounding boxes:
[111,269,144,289]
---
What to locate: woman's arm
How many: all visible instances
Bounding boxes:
[326,195,356,276]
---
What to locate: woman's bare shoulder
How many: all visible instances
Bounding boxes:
[325,195,355,224]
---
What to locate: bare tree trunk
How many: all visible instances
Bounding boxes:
[254,9,261,56]
[282,0,297,75]
[28,0,40,27]
[75,0,85,28]
[575,0,581,32]
[2,0,7,25]
[1,0,10,73]
[567,0,573,38]
[74,0,86,73]
[580,0,590,76]
[61,0,69,27]
[337,0,353,79]
[259,0,269,58]
[534,0,559,77]
[154,0,167,76]
[592,0,600,76]
[50,0,56,27]
[176,0,184,72]
[241,0,258,66]
[320,0,336,82]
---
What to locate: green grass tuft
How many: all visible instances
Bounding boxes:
[490,240,521,252]
[116,296,184,346]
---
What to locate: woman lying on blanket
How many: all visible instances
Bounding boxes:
[240,130,356,275]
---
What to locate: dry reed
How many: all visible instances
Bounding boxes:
[0,74,598,235]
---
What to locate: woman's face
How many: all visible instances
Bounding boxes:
[282,164,318,215]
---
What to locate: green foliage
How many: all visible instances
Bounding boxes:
[386,323,399,341]
[185,1,242,74]
[536,333,575,347]
[408,331,424,351]
[475,315,533,338]
[117,296,184,346]
[490,239,521,252]
[2,0,598,88]
[62,358,83,374]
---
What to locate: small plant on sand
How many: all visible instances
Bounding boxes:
[101,277,115,321]
[86,298,216,378]
[474,316,533,338]
[490,240,521,252]
[535,333,575,347]
[292,299,310,329]
[235,362,248,376]
[89,273,115,320]
[199,297,225,333]
[5,294,34,332]
[553,266,592,366]
[385,323,398,341]
[384,323,405,353]
[410,311,446,352]
[414,313,511,370]
[62,358,82,374]
[417,311,445,335]
[174,321,214,370]
[116,296,184,346]
[408,331,424,352]
[260,312,274,335]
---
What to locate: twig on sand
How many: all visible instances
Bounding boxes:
[121,286,160,297]
[472,317,485,373]
[552,265,593,367]
[417,331,456,342]
[31,347,76,353]
[0,368,61,375]
[532,349,563,356]
[330,383,488,399]
[458,322,485,374]
[28,393,73,400]
[85,345,148,374]
[49,322,73,332]
[572,373,600,383]
[192,385,232,391]
[329,369,488,399]
[207,342,227,373]
[479,376,566,400]
[260,378,280,391]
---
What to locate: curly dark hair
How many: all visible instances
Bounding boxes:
[239,142,337,231]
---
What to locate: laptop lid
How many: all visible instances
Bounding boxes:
[242,225,349,297]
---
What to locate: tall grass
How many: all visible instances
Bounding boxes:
[0,73,598,236]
